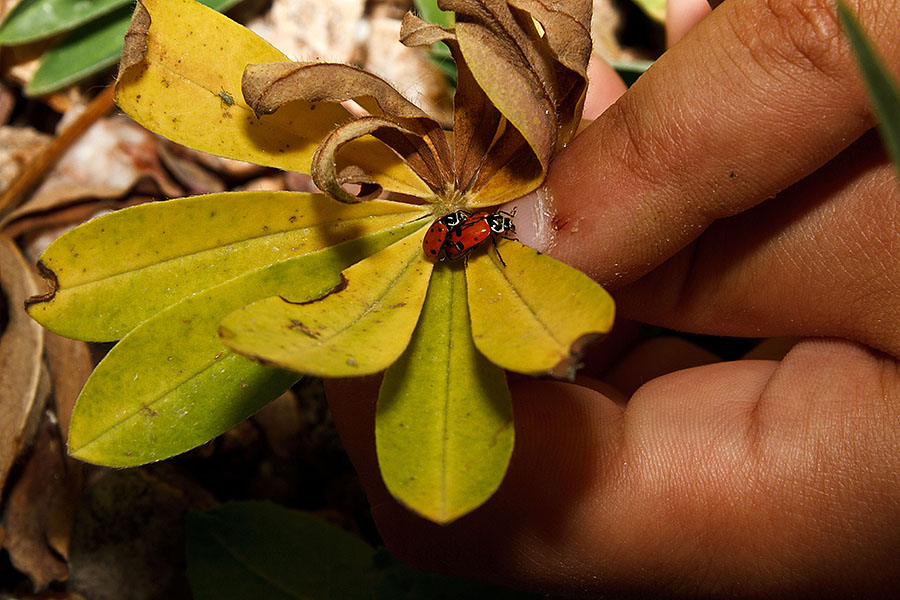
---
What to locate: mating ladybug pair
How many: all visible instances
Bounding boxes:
[423,209,517,266]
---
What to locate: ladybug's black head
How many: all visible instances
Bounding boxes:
[440,211,469,228]
[486,214,515,234]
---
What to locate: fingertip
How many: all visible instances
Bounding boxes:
[665,0,712,47]
[324,375,391,503]
[512,55,626,253]
[583,54,627,120]
[358,378,626,589]
[503,183,555,252]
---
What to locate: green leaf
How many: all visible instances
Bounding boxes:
[376,263,514,524]
[412,0,454,28]
[838,2,900,176]
[0,0,129,45]
[429,41,458,86]
[219,228,433,378]
[27,192,426,342]
[67,222,424,467]
[610,58,654,87]
[375,551,541,600]
[630,0,665,23]
[187,502,543,599]
[26,0,244,96]
[26,5,130,96]
[187,502,378,600]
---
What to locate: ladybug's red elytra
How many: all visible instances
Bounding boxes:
[422,210,471,259]
[424,209,517,266]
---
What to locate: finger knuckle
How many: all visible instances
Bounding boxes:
[603,97,684,194]
[741,0,846,80]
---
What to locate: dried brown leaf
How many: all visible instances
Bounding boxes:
[424,0,591,202]
[43,331,93,439]
[243,61,432,119]
[1,418,80,591]
[446,0,558,161]
[509,0,591,147]
[2,117,181,226]
[242,61,453,196]
[0,234,44,497]
[118,0,151,77]
[157,141,227,195]
[400,13,505,192]
[0,126,52,197]
[399,12,455,47]
[310,115,440,203]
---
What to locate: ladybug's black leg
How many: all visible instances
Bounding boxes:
[491,236,507,267]
[462,247,476,266]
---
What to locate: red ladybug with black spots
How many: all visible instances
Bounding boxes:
[422,210,470,260]
[423,209,517,265]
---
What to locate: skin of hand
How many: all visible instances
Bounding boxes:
[326,0,900,597]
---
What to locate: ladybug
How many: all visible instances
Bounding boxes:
[444,209,517,265]
[423,210,470,260]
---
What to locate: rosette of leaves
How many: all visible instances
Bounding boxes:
[26,0,614,524]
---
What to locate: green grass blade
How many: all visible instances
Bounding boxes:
[837,2,900,174]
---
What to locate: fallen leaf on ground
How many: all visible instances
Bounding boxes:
[0,234,44,497]
[0,126,51,197]
[1,417,81,591]
[3,115,181,225]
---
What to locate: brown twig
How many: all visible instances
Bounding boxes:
[0,83,117,222]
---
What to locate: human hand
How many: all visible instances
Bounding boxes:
[327,0,900,596]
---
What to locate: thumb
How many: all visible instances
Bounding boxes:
[515,0,891,288]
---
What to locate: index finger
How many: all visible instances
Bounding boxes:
[521,0,898,287]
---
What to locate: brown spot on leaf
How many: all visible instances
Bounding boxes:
[279,274,348,305]
[24,261,59,308]
[286,320,319,338]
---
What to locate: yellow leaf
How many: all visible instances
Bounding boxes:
[66,222,427,467]
[115,0,430,197]
[219,227,434,377]
[377,263,513,524]
[27,192,428,341]
[466,240,615,377]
